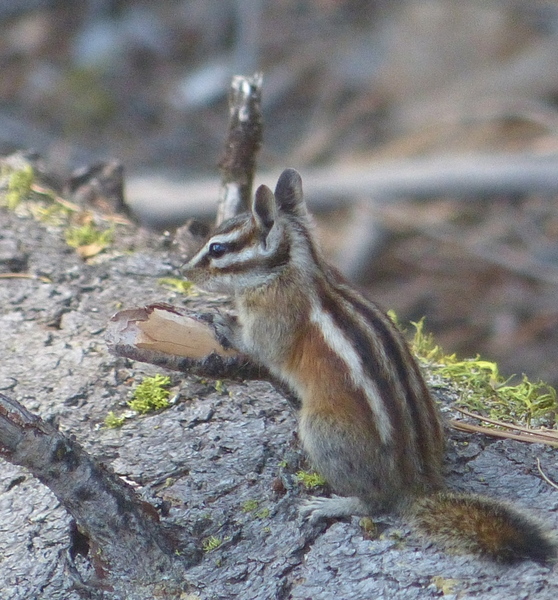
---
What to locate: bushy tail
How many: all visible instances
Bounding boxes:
[407,492,556,563]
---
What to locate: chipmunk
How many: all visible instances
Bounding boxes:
[182,168,556,563]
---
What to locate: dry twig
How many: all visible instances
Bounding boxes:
[536,458,558,491]
[0,273,51,283]
[449,407,558,448]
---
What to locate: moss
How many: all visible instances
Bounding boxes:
[128,375,172,414]
[431,576,460,595]
[359,517,378,538]
[407,317,557,428]
[296,470,327,489]
[104,411,126,428]
[1,159,122,259]
[1,163,35,210]
[65,222,114,250]
[255,508,270,519]
[214,380,226,393]
[241,500,269,519]
[241,499,259,513]
[158,277,197,295]
[30,202,72,226]
[201,536,223,553]
[1,163,112,257]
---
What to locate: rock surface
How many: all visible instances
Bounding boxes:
[1,205,557,599]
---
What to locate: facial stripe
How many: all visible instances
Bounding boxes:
[207,228,290,271]
[213,244,260,268]
[185,224,254,269]
[209,228,255,254]
[209,250,291,275]
[213,213,252,235]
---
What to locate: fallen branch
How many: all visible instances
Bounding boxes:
[106,303,301,410]
[127,153,558,223]
[0,392,200,596]
[106,303,257,379]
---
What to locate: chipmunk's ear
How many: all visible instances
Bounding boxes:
[274,168,306,217]
[252,184,277,232]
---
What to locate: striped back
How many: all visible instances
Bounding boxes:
[312,266,445,489]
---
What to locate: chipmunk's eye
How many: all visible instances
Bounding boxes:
[208,242,229,258]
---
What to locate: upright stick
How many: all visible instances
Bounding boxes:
[216,73,263,225]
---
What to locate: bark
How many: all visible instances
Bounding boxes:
[0,393,199,598]
[1,175,557,600]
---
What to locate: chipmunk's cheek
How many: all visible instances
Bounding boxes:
[184,270,231,294]
[181,267,210,290]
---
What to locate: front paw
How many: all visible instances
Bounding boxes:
[207,312,239,350]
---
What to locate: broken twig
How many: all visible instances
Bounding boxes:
[216,73,263,224]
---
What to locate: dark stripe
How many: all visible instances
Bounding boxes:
[331,279,442,473]
[316,279,409,446]
[319,272,442,477]
[294,220,322,268]
[213,240,291,275]
[267,236,291,269]
[214,214,251,235]
[220,230,257,254]
[317,281,423,486]
[197,254,211,269]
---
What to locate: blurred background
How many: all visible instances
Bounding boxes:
[2,0,558,386]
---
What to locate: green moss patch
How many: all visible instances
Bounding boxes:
[128,374,172,414]
[407,317,557,428]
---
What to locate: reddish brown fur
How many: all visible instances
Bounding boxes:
[286,322,379,428]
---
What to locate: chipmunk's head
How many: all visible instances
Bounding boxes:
[182,169,312,293]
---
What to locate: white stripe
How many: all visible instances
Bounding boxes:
[309,303,393,443]
[210,229,246,244]
[215,245,259,268]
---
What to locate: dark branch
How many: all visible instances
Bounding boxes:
[216,73,263,224]
[0,392,200,595]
